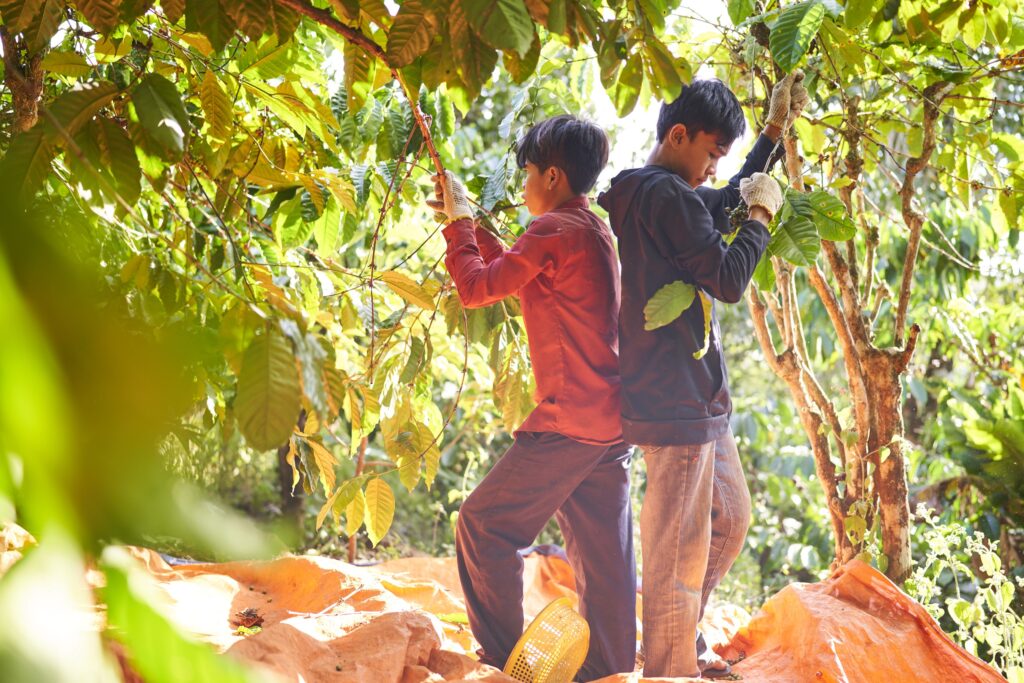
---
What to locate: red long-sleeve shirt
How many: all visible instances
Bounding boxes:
[442,196,623,445]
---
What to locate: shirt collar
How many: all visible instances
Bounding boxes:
[555,195,589,211]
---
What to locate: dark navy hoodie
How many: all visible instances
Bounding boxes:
[597,134,781,446]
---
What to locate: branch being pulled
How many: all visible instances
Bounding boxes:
[276,0,445,174]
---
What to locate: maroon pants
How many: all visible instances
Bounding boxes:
[455,431,636,681]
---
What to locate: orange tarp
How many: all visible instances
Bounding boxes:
[0,524,1008,682]
[118,550,1005,683]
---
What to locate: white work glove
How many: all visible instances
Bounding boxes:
[766,70,808,130]
[425,170,473,222]
[739,173,783,219]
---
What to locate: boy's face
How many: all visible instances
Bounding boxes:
[521,161,559,216]
[662,124,732,187]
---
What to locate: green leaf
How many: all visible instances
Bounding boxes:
[236,328,301,451]
[312,196,342,255]
[638,0,667,31]
[380,271,436,310]
[547,0,566,34]
[1,81,119,200]
[131,73,191,161]
[769,215,820,266]
[461,0,535,56]
[644,37,683,102]
[643,280,696,331]
[789,190,857,241]
[844,0,880,28]
[0,129,56,201]
[40,51,93,79]
[50,80,121,136]
[610,51,643,116]
[770,0,827,72]
[481,156,509,210]
[185,0,236,52]
[237,36,297,79]
[363,477,395,546]
[399,336,426,385]
[386,0,435,68]
[437,89,456,136]
[200,70,233,141]
[728,0,756,26]
[752,251,776,291]
[93,117,142,205]
[76,0,122,33]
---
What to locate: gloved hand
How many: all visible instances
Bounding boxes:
[766,70,808,130]
[739,173,783,219]
[425,170,473,222]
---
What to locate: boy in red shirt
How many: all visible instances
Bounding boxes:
[428,116,634,681]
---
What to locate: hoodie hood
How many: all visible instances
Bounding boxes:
[597,167,666,239]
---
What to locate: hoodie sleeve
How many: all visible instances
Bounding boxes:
[696,133,785,223]
[645,176,770,304]
[442,217,556,308]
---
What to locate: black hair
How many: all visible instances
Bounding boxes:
[656,79,746,144]
[514,115,609,195]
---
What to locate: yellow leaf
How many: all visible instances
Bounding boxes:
[296,411,320,436]
[300,175,326,215]
[397,454,421,492]
[284,438,300,494]
[305,438,338,495]
[380,271,436,310]
[345,487,365,537]
[418,423,441,489]
[248,264,300,317]
[363,478,395,547]
[692,290,713,360]
[316,486,343,530]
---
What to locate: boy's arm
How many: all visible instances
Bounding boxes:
[696,133,785,223]
[442,217,553,308]
[645,178,770,304]
[697,72,809,220]
[473,225,506,263]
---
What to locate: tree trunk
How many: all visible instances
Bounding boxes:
[1,28,44,134]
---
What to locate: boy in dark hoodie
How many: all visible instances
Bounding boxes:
[428,115,635,681]
[597,75,807,679]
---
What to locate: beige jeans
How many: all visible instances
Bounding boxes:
[639,429,751,678]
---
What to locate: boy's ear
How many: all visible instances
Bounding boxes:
[545,166,561,189]
[669,123,688,146]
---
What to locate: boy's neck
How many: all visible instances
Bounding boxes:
[646,144,683,178]
[537,189,583,215]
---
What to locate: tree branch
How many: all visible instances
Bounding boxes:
[277,0,445,174]
[894,81,954,346]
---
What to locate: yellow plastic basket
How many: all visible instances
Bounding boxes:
[503,597,590,683]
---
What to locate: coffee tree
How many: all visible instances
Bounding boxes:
[1,0,1021,584]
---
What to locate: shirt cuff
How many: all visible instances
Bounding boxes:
[441,217,475,241]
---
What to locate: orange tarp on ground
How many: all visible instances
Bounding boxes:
[0,525,1008,682]
[116,549,1005,683]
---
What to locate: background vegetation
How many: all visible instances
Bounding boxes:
[1,0,1022,679]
